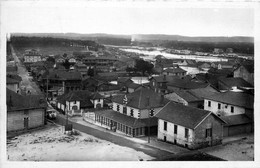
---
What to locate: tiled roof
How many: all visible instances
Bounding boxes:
[43,70,82,80]
[172,90,202,102]
[150,75,181,83]
[204,91,254,109]
[167,79,209,90]
[94,110,157,128]
[7,89,47,111]
[126,82,141,89]
[7,66,17,73]
[117,77,132,83]
[164,67,186,73]
[112,88,167,110]
[156,102,214,129]
[220,114,252,126]
[218,77,253,88]
[241,64,254,73]
[6,77,21,84]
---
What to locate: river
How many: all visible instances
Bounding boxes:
[120,48,228,62]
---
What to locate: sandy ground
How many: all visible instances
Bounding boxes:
[200,135,254,161]
[7,125,154,161]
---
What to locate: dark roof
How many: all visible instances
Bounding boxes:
[171,90,202,102]
[156,102,222,129]
[117,77,132,83]
[126,82,141,89]
[7,89,47,111]
[6,77,21,84]
[57,90,95,107]
[204,91,254,109]
[167,79,209,90]
[240,64,254,73]
[7,66,17,73]
[43,70,82,80]
[94,110,157,128]
[164,67,186,73]
[112,88,167,110]
[150,75,181,83]
[91,92,103,99]
[220,114,252,126]
[188,87,218,99]
[218,77,253,88]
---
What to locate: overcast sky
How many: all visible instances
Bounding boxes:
[1,1,255,37]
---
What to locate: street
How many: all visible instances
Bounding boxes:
[55,114,174,160]
[11,45,42,95]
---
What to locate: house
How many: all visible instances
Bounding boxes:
[197,62,211,71]
[149,75,181,94]
[6,74,22,94]
[218,77,253,92]
[204,91,254,118]
[6,89,47,132]
[83,56,118,72]
[126,82,143,93]
[24,49,42,63]
[233,63,254,86]
[211,61,234,70]
[164,90,203,108]
[56,90,104,116]
[162,67,187,77]
[167,78,210,91]
[68,57,77,64]
[156,102,225,149]
[7,65,18,75]
[203,91,254,136]
[97,82,122,97]
[87,88,168,137]
[97,72,119,82]
[74,63,88,78]
[40,70,82,98]
[55,56,66,63]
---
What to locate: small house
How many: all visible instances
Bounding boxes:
[156,102,225,149]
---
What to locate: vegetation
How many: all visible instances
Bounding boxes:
[127,59,154,76]
[160,41,254,54]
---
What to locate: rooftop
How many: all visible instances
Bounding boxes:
[156,102,222,129]
[204,91,254,109]
[112,88,167,110]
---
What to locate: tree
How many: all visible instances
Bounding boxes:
[87,67,95,77]
[134,59,154,75]
[46,56,55,63]
[62,59,71,70]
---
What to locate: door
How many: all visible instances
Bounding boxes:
[24,117,29,129]
[164,136,167,142]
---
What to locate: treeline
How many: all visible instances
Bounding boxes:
[96,37,131,46]
[160,41,254,54]
[10,36,104,51]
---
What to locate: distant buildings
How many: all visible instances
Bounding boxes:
[24,49,42,63]
[234,63,254,86]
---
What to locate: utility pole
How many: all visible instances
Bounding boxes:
[148,110,150,143]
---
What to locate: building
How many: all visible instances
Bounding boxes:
[24,49,42,63]
[162,67,187,77]
[204,91,254,117]
[6,89,47,132]
[164,90,203,108]
[83,56,118,72]
[167,78,211,91]
[40,70,82,98]
[57,90,103,116]
[156,102,225,149]
[6,74,22,94]
[85,88,167,137]
[149,75,180,94]
[218,77,253,92]
[233,63,254,86]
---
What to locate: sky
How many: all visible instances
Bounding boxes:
[0,1,256,37]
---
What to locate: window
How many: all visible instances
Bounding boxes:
[117,105,120,112]
[231,106,234,113]
[208,101,211,107]
[130,109,134,117]
[123,107,127,115]
[185,128,189,138]
[205,128,212,138]
[74,101,77,104]
[150,109,154,117]
[174,125,177,134]
[218,103,221,109]
[164,121,167,131]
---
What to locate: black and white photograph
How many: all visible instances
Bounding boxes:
[0,0,259,167]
